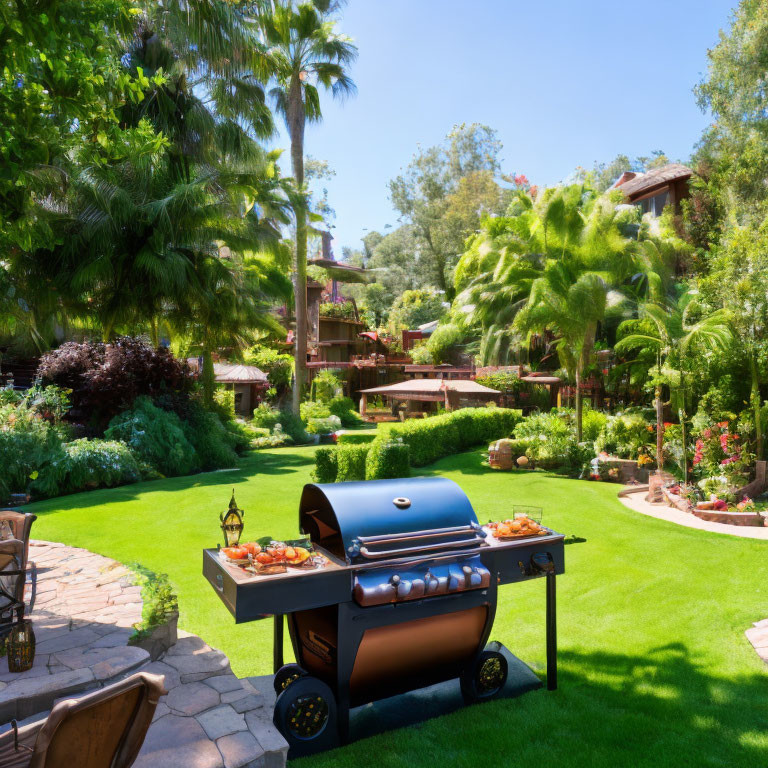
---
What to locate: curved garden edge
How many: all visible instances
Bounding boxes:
[617,485,768,540]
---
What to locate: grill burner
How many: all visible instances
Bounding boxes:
[203,477,565,758]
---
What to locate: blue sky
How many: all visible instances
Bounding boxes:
[273,0,735,255]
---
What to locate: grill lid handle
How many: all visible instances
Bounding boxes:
[393,497,411,509]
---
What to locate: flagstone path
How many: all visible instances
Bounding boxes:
[0,541,287,768]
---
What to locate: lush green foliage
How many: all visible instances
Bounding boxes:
[328,396,363,427]
[594,412,654,460]
[365,440,410,480]
[306,415,341,435]
[128,564,179,644]
[335,431,376,445]
[378,407,522,466]
[242,346,293,394]
[312,446,338,484]
[335,444,369,482]
[319,301,356,320]
[310,369,344,403]
[105,397,198,477]
[387,289,446,334]
[63,439,140,493]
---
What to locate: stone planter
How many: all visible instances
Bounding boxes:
[129,610,179,661]
[690,508,766,527]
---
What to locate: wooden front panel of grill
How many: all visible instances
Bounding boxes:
[349,605,487,703]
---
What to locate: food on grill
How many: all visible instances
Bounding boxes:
[221,545,249,562]
[486,516,548,539]
[243,542,262,556]
[286,546,311,566]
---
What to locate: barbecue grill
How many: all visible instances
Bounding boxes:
[203,477,564,757]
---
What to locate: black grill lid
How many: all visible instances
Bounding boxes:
[299,477,480,562]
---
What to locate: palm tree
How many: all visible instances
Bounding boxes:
[261,0,357,413]
[614,291,733,482]
[458,186,650,440]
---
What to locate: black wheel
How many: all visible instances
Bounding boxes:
[273,663,307,694]
[273,675,339,758]
[460,649,508,703]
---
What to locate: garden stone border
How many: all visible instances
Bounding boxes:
[618,488,768,540]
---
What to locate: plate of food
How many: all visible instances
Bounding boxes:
[485,516,549,540]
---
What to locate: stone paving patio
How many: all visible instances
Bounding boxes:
[745,618,768,666]
[1,541,287,768]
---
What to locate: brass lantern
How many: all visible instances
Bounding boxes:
[220,490,245,547]
[7,620,36,673]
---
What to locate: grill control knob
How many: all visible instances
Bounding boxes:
[449,575,460,591]
[398,579,412,598]
[462,565,473,576]
[390,574,401,586]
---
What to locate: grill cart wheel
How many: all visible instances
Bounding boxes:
[460,649,508,703]
[273,663,307,694]
[273,676,339,758]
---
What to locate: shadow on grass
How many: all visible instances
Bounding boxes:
[551,643,768,765]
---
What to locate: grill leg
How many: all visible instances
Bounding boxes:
[546,572,557,690]
[273,614,284,674]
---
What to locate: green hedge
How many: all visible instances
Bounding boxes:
[365,441,410,480]
[377,407,522,466]
[336,444,369,482]
[312,447,338,483]
[336,432,376,445]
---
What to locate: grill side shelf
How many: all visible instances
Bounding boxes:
[479,533,565,585]
[202,549,353,623]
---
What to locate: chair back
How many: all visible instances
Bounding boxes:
[0,539,25,611]
[0,512,36,566]
[28,672,165,768]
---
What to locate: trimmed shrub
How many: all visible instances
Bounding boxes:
[105,397,198,477]
[336,444,369,482]
[366,441,411,480]
[336,432,376,445]
[63,439,141,492]
[313,447,338,483]
[378,407,522,467]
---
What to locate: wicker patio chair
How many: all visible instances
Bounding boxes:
[0,511,37,565]
[0,672,166,768]
[0,511,37,635]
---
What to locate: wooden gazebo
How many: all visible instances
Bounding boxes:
[359,379,500,418]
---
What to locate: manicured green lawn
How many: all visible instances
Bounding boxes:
[27,447,768,767]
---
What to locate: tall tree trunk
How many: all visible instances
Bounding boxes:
[655,384,664,471]
[202,344,215,408]
[750,347,763,461]
[289,75,307,416]
[575,366,583,442]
